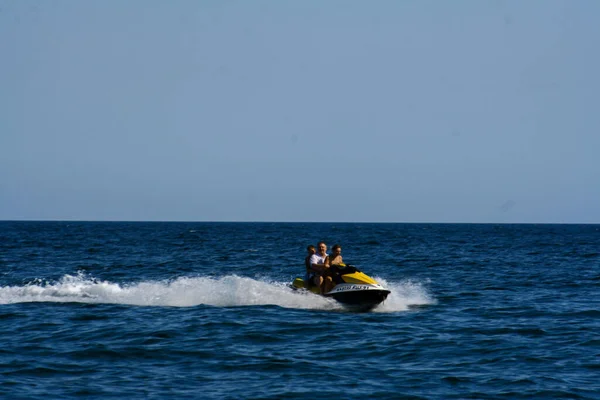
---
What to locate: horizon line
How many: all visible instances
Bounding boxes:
[1,219,599,225]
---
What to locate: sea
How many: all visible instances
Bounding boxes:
[0,221,598,399]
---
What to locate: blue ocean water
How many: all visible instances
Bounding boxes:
[0,221,598,399]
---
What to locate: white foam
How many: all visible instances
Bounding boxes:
[0,273,336,310]
[0,273,435,312]
[372,277,437,312]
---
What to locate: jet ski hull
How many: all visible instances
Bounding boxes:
[291,268,390,311]
[324,283,390,310]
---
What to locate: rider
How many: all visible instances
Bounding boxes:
[304,245,316,287]
[327,244,343,266]
[309,241,333,295]
[326,244,345,286]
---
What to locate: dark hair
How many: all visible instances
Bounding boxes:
[332,244,341,251]
[307,245,315,251]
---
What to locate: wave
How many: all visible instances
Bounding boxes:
[0,273,435,312]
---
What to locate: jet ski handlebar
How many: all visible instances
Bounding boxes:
[327,265,360,276]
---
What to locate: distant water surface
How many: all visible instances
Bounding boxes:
[0,222,599,399]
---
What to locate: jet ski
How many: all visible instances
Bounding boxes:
[291,264,390,311]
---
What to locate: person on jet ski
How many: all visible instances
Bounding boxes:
[304,245,316,287]
[325,244,345,285]
[308,241,333,295]
[327,244,343,266]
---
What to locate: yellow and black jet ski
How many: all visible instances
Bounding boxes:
[292,264,390,311]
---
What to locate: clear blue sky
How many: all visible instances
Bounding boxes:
[1,1,599,223]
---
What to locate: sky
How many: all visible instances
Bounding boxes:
[1,0,599,223]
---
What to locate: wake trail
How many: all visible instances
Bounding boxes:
[0,273,435,312]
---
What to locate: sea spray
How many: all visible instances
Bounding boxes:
[373,277,437,312]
